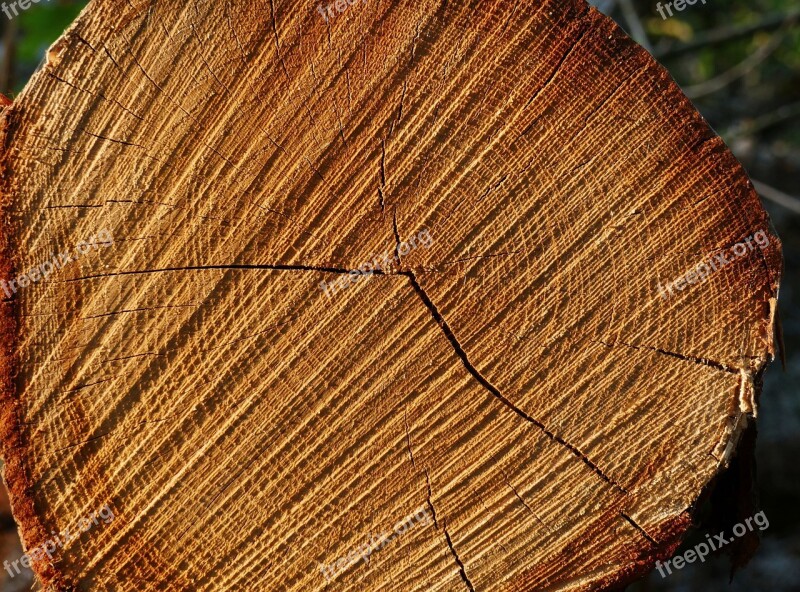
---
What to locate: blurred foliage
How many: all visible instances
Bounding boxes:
[645,0,800,111]
[0,0,86,97]
[15,1,85,67]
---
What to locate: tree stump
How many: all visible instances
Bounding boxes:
[0,0,781,590]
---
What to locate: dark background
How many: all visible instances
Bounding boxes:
[0,1,797,590]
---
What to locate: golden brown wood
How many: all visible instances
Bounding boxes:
[0,0,781,590]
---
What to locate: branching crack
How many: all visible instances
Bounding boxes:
[403,271,627,494]
[66,263,625,495]
[592,338,737,374]
[444,526,476,592]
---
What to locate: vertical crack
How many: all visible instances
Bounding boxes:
[424,468,439,530]
[397,80,407,123]
[403,271,627,494]
[392,209,403,267]
[404,407,416,468]
[268,0,289,80]
[378,138,388,214]
[444,526,476,592]
[381,138,388,184]
[426,466,476,590]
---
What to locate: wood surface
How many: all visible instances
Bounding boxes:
[0,0,782,590]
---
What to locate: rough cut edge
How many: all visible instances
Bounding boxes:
[0,101,75,592]
[0,1,782,591]
[0,0,94,587]
[0,100,79,591]
[583,512,695,592]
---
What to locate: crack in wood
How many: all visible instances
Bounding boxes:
[619,512,658,546]
[424,468,440,531]
[444,526,476,592]
[403,271,628,494]
[502,469,551,533]
[592,338,740,374]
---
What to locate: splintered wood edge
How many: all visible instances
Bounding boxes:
[0,1,782,590]
[0,105,75,592]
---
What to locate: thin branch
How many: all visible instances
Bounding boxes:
[724,101,800,140]
[752,180,800,215]
[656,9,800,60]
[682,18,795,100]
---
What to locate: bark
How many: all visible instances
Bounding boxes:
[0,0,781,590]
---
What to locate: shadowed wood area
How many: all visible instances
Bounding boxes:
[0,0,782,590]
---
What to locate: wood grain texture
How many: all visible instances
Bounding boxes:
[0,0,781,590]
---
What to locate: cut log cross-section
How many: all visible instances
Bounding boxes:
[0,0,781,591]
